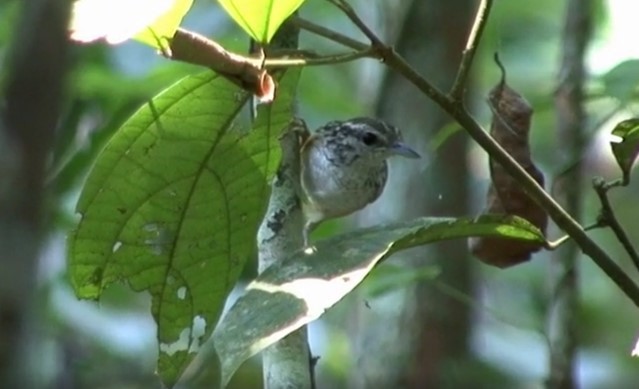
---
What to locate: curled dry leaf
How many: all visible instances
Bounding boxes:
[469,57,548,268]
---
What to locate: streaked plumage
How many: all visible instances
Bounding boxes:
[300,117,419,248]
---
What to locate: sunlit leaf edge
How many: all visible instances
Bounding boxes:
[213,214,544,385]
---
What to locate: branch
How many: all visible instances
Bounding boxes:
[257,121,313,389]
[449,0,494,101]
[324,0,451,109]
[291,15,368,51]
[169,28,376,99]
[169,28,268,96]
[593,177,639,271]
[257,17,314,389]
[264,48,375,68]
[324,0,639,306]
[326,0,385,47]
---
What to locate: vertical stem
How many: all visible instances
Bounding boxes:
[449,0,493,100]
[255,16,313,389]
[257,125,313,389]
[548,1,592,388]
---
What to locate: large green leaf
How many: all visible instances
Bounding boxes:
[217,0,305,43]
[610,118,639,185]
[68,70,299,386]
[213,215,545,386]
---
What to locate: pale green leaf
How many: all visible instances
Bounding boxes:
[217,0,305,43]
[70,0,193,49]
[68,69,300,386]
[213,215,545,386]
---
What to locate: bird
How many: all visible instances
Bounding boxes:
[299,117,420,249]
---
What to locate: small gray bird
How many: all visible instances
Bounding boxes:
[299,117,420,248]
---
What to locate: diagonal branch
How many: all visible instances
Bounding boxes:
[326,0,385,47]
[320,0,639,307]
[264,48,375,67]
[291,15,368,51]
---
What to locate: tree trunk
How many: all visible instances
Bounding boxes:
[0,0,70,388]
[349,0,476,387]
[548,0,592,388]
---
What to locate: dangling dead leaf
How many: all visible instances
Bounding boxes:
[469,55,548,268]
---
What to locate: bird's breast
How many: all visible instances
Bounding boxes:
[301,145,388,219]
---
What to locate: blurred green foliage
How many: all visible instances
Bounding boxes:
[4,0,637,388]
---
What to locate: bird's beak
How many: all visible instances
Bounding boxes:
[389,142,420,159]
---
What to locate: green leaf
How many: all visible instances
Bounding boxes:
[217,0,305,43]
[601,59,639,103]
[610,118,639,185]
[68,69,300,387]
[70,0,193,48]
[213,215,545,386]
[134,0,193,49]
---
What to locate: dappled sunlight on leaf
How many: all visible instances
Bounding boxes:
[631,336,639,357]
[68,70,300,386]
[69,0,193,48]
[213,215,545,386]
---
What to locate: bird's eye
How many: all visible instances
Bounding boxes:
[361,131,379,146]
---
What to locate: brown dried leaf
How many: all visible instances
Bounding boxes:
[470,57,548,268]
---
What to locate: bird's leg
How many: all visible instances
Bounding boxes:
[281,118,309,199]
[302,219,317,254]
[286,118,318,254]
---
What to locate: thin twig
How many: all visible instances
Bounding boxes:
[449,0,494,100]
[264,48,375,68]
[291,15,369,51]
[322,0,639,306]
[321,0,459,109]
[326,0,385,47]
[603,178,624,190]
[593,177,639,271]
